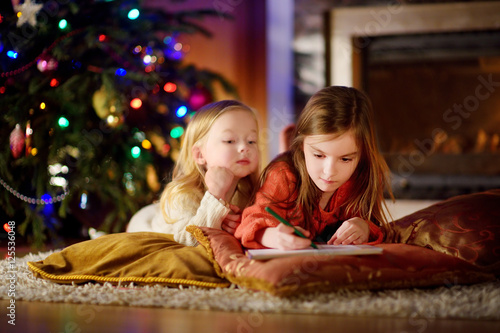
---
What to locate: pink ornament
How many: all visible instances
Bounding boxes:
[188,87,212,110]
[10,124,25,159]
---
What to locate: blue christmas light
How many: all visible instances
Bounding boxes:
[7,50,18,59]
[41,193,54,216]
[115,68,127,76]
[72,60,82,69]
[176,105,188,118]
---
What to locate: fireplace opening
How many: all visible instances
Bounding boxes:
[363,30,500,199]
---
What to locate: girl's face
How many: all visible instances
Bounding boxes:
[303,129,360,196]
[197,109,259,178]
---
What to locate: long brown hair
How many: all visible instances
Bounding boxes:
[261,86,393,232]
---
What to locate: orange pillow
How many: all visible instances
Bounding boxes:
[387,190,500,275]
[188,226,495,297]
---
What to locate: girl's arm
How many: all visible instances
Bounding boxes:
[161,191,231,246]
[235,162,303,249]
[162,165,237,246]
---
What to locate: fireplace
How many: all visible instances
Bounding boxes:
[327,1,500,199]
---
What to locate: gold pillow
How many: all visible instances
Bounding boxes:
[28,232,229,288]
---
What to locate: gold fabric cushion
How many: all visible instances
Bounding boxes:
[386,189,500,275]
[188,226,495,297]
[28,232,229,288]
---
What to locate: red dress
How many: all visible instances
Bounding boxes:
[235,161,383,248]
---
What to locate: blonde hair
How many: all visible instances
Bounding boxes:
[264,86,393,232]
[160,100,260,223]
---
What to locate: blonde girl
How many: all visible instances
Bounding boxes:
[235,86,393,250]
[127,100,260,246]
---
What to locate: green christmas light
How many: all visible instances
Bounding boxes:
[128,9,140,20]
[170,126,184,139]
[58,19,68,29]
[131,146,141,158]
[58,117,69,128]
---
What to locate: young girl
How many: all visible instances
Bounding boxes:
[235,86,393,250]
[127,100,261,246]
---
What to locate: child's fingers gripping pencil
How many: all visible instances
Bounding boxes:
[265,206,318,249]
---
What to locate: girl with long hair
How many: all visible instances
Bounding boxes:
[236,86,393,250]
[127,100,261,246]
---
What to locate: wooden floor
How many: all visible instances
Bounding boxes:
[2,300,499,333]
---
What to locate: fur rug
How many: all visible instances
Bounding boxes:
[2,251,499,320]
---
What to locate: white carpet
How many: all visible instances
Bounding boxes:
[2,251,499,320]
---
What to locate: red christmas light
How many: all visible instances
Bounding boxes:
[163,82,176,93]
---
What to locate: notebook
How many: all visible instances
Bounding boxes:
[246,244,383,260]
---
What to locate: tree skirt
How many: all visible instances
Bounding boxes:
[2,251,499,320]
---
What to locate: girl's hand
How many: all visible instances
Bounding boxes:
[221,205,241,235]
[257,223,312,250]
[328,217,369,245]
[205,166,235,200]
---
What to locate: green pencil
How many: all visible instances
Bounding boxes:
[265,206,318,249]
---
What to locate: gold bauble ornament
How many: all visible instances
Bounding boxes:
[92,85,122,120]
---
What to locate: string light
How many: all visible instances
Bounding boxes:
[176,105,188,118]
[141,139,152,149]
[50,78,59,87]
[115,68,126,76]
[58,117,69,128]
[133,131,146,141]
[58,19,68,30]
[133,45,142,54]
[130,98,142,109]
[164,82,176,93]
[170,126,184,139]
[1,28,85,78]
[7,51,18,59]
[79,192,88,209]
[163,143,171,155]
[128,9,140,20]
[131,146,141,158]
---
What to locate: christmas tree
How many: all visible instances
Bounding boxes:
[0,0,237,248]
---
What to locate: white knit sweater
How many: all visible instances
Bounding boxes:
[126,191,230,246]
